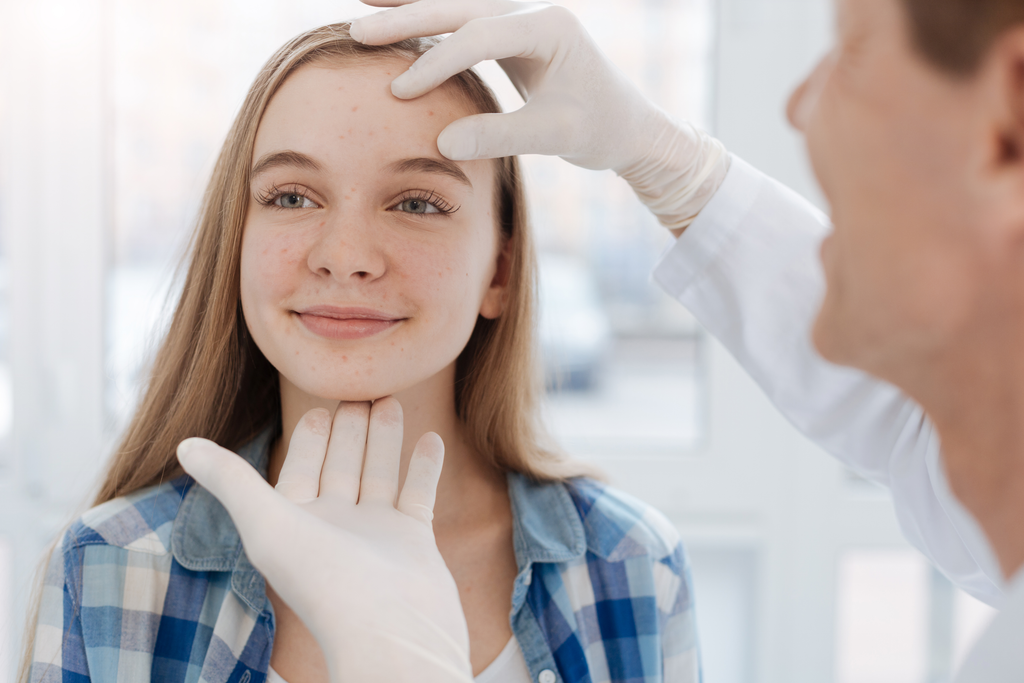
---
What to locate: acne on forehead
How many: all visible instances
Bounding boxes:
[253,61,498,194]
[305,58,483,114]
[257,61,485,153]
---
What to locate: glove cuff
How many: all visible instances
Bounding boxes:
[618,117,730,232]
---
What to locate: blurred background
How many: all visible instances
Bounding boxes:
[0,1,999,682]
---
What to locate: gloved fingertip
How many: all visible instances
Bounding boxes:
[390,73,419,100]
[176,437,209,469]
[419,431,445,460]
[349,20,366,43]
[437,129,477,161]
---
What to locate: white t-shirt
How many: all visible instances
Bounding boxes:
[472,636,533,683]
[266,636,532,683]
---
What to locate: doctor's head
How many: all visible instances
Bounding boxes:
[787,0,1024,397]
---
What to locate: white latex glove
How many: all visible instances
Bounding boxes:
[351,0,730,232]
[176,398,472,683]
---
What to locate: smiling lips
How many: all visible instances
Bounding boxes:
[296,306,405,340]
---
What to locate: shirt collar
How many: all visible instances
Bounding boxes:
[170,427,587,612]
[507,472,587,570]
[171,426,276,613]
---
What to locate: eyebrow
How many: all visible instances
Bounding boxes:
[249,151,473,188]
[386,157,473,188]
[250,150,323,179]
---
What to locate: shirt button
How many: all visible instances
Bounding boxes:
[539,670,556,683]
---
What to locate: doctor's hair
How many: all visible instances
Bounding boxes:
[904,0,1024,74]
[19,21,591,683]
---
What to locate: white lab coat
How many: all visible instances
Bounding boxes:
[953,569,1024,682]
[651,155,1006,607]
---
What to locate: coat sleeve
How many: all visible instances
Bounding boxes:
[27,529,92,683]
[651,155,1005,606]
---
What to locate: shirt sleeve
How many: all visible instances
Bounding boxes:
[656,542,700,683]
[651,155,1006,607]
[28,530,91,683]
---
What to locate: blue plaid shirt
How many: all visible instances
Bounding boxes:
[30,428,700,683]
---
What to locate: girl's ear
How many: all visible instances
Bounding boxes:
[479,238,512,320]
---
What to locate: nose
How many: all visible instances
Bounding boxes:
[787,51,837,132]
[306,210,387,283]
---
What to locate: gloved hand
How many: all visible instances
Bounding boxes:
[351,0,730,232]
[176,398,472,683]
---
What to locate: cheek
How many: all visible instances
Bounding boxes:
[240,223,311,308]
[401,242,476,309]
[394,228,497,320]
[804,72,863,206]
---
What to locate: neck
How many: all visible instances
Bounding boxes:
[896,319,1024,581]
[268,364,507,530]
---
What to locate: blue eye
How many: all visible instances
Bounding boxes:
[275,193,318,209]
[390,191,459,216]
[398,198,440,214]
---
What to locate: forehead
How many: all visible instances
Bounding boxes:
[253,60,485,177]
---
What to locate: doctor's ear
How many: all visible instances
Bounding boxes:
[988,28,1024,169]
[979,27,1024,236]
[479,238,512,320]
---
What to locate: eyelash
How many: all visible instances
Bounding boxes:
[253,185,460,216]
[389,189,460,216]
[254,184,316,209]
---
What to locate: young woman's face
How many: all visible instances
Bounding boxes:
[240,60,505,401]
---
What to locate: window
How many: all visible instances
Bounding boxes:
[835,549,998,683]
[524,0,714,457]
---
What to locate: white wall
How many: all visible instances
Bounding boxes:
[714,0,833,209]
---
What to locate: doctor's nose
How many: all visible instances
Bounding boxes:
[787,51,837,133]
[306,213,387,283]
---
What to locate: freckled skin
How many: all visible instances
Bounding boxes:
[239,61,505,402]
[242,62,521,681]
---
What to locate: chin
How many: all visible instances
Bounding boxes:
[289,370,407,403]
[812,302,854,367]
[813,299,893,380]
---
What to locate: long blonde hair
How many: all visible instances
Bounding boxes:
[98,22,580,504]
[19,22,588,683]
